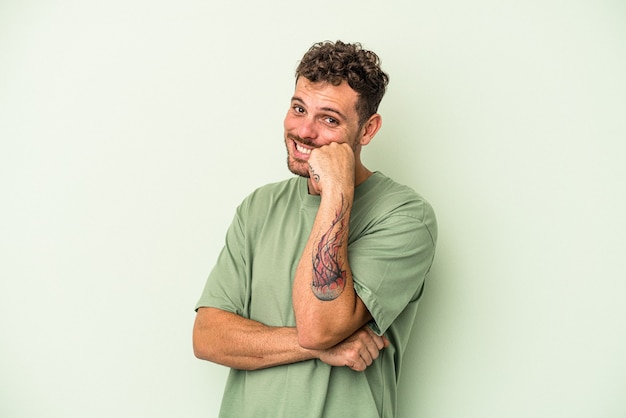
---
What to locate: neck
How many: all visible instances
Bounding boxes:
[355,165,373,187]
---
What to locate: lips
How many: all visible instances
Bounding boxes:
[295,142,312,155]
[290,136,314,160]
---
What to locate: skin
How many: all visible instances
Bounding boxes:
[193,77,387,372]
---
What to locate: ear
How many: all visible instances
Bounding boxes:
[359,114,382,146]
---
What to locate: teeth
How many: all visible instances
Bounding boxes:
[296,143,311,154]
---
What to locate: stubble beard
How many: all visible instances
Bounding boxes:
[286,155,310,178]
[285,133,312,178]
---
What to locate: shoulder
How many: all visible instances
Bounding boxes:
[358,172,436,224]
[237,177,302,214]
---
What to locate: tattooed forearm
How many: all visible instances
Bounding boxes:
[311,196,350,301]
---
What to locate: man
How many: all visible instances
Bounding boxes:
[193,40,437,417]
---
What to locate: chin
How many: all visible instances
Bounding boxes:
[287,157,310,178]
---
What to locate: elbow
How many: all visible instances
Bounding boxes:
[193,332,222,363]
[297,326,339,351]
[193,317,219,362]
[192,343,206,361]
[192,329,210,361]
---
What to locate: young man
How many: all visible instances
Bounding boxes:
[193,40,437,417]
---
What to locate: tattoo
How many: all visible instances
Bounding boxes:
[311,195,349,301]
[308,163,320,183]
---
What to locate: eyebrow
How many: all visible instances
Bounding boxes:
[291,96,347,121]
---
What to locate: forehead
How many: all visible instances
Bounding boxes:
[293,78,359,118]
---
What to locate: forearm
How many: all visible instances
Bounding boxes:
[193,307,314,370]
[293,190,371,349]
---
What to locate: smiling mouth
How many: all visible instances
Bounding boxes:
[295,142,312,155]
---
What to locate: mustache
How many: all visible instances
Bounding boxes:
[286,133,316,148]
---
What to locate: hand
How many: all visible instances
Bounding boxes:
[307,142,355,196]
[311,324,390,372]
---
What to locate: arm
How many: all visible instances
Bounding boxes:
[292,143,373,350]
[193,307,388,371]
[193,307,312,370]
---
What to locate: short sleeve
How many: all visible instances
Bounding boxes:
[195,204,250,317]
[350,199,437,335]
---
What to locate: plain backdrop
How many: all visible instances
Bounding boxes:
[1,0,625,417]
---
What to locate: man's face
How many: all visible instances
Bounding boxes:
[283,77,363,177]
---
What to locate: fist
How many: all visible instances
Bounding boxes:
[307,142,355,195]
[313,325,390,372]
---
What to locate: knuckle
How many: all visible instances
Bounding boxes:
[357,329,370,339]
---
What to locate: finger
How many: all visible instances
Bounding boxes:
[357,333,380,362]
[364,326,386,350]
[373,335,385,351]
[359,349,374,366]
[351,357,367,372]
[382,335,390,348]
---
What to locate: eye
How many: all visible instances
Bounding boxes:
[324,116,339,125]
[292,105,305,114]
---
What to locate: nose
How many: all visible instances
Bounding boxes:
[297,117,318,141]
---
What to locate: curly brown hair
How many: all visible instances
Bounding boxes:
[295,40,389,126]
